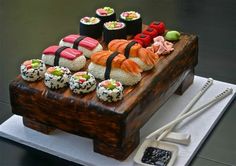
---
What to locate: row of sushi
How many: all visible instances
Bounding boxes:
[80,7,143,43]
[21,61,123,102]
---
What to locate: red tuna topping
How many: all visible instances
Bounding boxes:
[63,34,99,50]
[43,46,83,60]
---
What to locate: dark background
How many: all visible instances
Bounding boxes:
[0,0,236,165]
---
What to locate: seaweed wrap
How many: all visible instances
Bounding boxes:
[80,17,103,39]
[103,21,126,44]
[119,11,142,36]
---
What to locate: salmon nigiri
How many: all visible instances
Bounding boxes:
[108,39,159,71]
[88,50,142,86]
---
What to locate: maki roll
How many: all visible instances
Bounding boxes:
[95,7,116,24]
[96,79,123,102]
[108,39,159,71]
[80,17,102,39]
[88,50,142,86]
[59,34,103,58]
[134,33,152,47]
[20,59,46,81]
[42,45,86,71]
[149,21,166,35]
[142,27,158,39]
[69,71,96,94]
[119,11,142,36]
[44,66,71,89]
[103,21,126,44]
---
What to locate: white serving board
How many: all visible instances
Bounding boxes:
[0,76,235,166]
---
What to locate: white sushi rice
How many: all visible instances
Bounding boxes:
[96,80,123,102]
[130,57,154,71]
[69,72,96,94]
[59,40,103,58]
[42,54,86,71]
[20,60,46,82]
[88,62,141,86]
[44,66,71,89]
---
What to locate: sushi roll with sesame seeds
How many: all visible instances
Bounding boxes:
[96,79,123,102]
[44,66,71,89]
[69,71,96,94]
[20,59,46,82]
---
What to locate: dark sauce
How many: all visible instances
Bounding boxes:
[141,147,172,166]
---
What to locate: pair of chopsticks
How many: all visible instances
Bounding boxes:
[146,78,233,140]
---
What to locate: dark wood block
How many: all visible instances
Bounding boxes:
[9,33,198,160]
[23,117,55,134]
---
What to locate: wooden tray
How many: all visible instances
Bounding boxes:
[9,33,198,160]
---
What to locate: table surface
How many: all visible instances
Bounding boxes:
[0,0,236,166]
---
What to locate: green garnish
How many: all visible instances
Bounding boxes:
[82,74,90,80]
[31,59,40,69]
[51,68,63,76]
[107,84,116,90]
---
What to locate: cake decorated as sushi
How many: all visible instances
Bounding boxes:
[119,11,142,36]
[59,34,103,58]
[20,59,46,82]
[96,79,123,102]
[44,66,71,89]
[95,7,116,24]
[69,71,96,94]
[80,17,103,39]
[42,45,86,71]
[103,21,127,44]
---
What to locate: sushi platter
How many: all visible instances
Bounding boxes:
[9,7,198,162]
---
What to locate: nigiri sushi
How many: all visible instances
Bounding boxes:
[108,39,159,71]
[88,50,142,86]
[44,66,71,89]
[42,45,86,71]
[96,79,123,102]
[59,34,103,58]
[20,59,46,81]
[69,71,96,94]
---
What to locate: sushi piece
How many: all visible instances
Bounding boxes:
[42,45,86,71]
[134,33,152,47]
[142,27,158,39]
[69,71,96,94]
[80,17,103,39]
[95,7,116,24]
[96,79,123,102]
[103,21,126,44]
[88,50,142,86]
[20,59,46,81]
[108,39,159,71]
[119,11,142,36]
[44,66,71,89]
[149,21,166,35]
[59,34,103,58]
